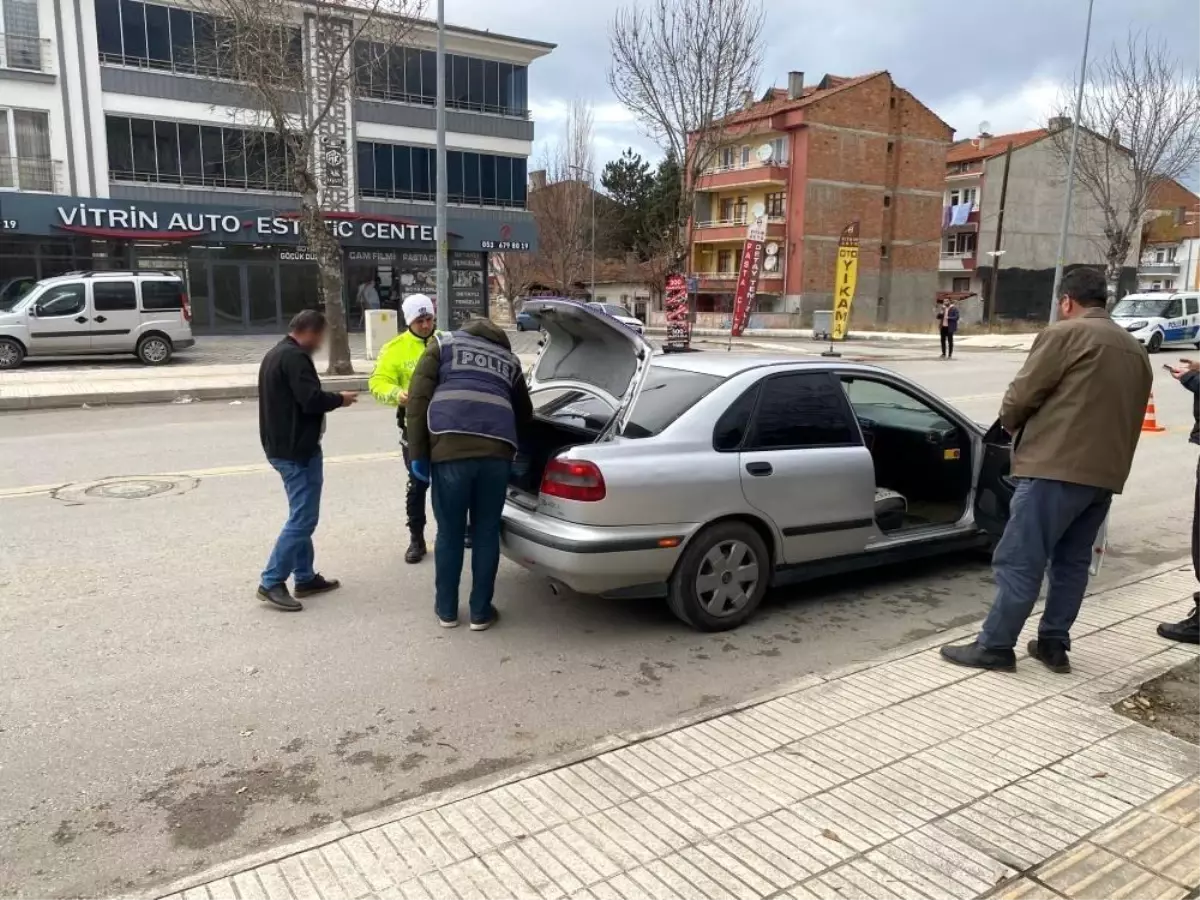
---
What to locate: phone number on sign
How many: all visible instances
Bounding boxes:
[480,240,531,251]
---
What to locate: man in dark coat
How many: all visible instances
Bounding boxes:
[1158,358,1200,643]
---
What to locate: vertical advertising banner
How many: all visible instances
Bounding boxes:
[831,221,861,341]
[664,273,691,351]
[731,216,768,337]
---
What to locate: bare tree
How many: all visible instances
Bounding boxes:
[1050,32,1200,303]
[608,0,765,268]
[202,0,425,373]
[530,100,596,296]
[491,251,535,320]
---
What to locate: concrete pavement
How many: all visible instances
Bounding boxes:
[2,350,1198,898]
[139,564,1200,900]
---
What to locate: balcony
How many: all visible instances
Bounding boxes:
[0,156,64,193]
[943,207,980,231]
[939,250,977,271]
[1,33,53,74]
[692,216,786,244]
[695,160,788,192]
[693,270,784,293]
[1138,260,1180,276]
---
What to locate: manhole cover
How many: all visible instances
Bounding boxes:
[52,475,199,505]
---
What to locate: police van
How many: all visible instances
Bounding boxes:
[1110,291,1200,352]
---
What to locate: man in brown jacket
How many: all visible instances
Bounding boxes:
[942,268,1153,673]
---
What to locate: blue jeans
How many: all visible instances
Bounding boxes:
[431,457,511,623]
[261,452,324,588]
[978,477,1112,651]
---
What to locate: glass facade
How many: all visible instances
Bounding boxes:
[355,41,529,117]
[94,0,300,77]
[106,115,297,191]
[357,141,526,208]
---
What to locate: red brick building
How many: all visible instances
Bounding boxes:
[685,71,953,327]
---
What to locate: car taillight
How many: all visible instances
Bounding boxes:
[181,291,192,323]
[541,458,606,502]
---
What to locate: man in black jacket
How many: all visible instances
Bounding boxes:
[1159,358,1200,643]
[257,310,357,611]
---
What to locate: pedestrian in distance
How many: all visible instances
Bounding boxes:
[1157,358,1200,644]
[936,297,960,359]
[256,309,358,612]
[941,267,1153,673]
[405,317,532,630]
[368,294,441,564]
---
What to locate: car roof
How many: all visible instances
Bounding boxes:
[650,351,892,379]
[37,271,181,283]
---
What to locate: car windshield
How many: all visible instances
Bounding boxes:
[532,366,723,438]
[1112,297,1169,318]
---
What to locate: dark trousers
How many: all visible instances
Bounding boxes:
[399,425,429,536]
[939,327,954,357]
[1192,455,1198,584]
[261,451,323,588]
[431,458,511,623]
[978,477,1112,651]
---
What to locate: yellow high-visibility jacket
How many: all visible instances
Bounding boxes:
[368,329,437,408]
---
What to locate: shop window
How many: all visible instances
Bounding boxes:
[356,142,525,209]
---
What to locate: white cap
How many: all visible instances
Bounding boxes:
[402,294,435,325]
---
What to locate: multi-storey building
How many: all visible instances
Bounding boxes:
[0,0,551,330]
[937,122,1138,321]
[682,70,952,328]
[1137,178,1199,292]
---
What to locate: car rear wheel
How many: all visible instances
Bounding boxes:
[0,338,25,370]
[667,521,770,631]
[137,334,173,366]
[1148,331,1163,353]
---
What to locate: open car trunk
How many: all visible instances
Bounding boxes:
[510,418,603,495]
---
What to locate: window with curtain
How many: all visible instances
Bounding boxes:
[3,0,43,69]
[1,108,53,190]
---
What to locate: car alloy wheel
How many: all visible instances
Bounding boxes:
[694,539,760,617]
[138,337,171,365]
[0,339,23,369]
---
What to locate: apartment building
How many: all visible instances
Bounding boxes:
[937,121,1137,321]
[684,70,952,327]
[1137,178,1199,292]
[0,0,551,330]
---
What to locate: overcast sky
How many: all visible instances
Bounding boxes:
[449,0,1200,181]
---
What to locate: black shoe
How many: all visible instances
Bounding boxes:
[1157,603,1200,644]
[940,640,1016,671]
[470,608,500,631]
[464,533,473,550]
[258,583,302,611]
[405,536,427,564]
[1028,639,1071,673]
[294,574,340,598]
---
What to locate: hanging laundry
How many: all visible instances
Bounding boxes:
[949,202,972,227]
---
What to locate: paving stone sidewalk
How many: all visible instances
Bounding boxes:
[137,566,1200,900]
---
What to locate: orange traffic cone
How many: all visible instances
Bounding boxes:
[1142,392,1166,433]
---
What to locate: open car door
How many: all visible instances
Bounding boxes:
[974,419,1015,541]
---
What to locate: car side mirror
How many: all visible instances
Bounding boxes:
[982,418,1011,445]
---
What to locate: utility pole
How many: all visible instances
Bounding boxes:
[1048,0,1095,323]
[434,0,449,331]
[986,142,1014,323]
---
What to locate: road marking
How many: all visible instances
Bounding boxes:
[0,451,402,501]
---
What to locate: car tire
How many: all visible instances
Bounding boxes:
[136,334,173,366]
[0,337,25,370]
[667,521,771,631]
[1148,331,1164,353]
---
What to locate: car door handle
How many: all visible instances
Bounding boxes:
[94,315,107,323]
[74,316,89,324]
[745,462,773,476]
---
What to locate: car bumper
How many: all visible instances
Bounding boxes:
[501,501,699,595]
[174,338,196,349]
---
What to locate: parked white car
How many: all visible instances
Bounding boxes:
[0,271,195,369]
[587,302,645,335]
[1110,291,1200,352]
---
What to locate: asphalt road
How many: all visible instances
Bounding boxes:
[1,345,1195,898]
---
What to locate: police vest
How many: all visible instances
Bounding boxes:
[426,332,521,448]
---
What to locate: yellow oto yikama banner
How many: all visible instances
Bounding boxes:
[831,221,861,341]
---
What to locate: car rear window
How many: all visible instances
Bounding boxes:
[622,366,722,438]
[141,280,184,310]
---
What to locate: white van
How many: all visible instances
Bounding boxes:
[1110,291,1200,352]
[0,271,195,369]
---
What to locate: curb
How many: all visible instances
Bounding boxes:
[130,555,1193,900]
[0,375,369,412]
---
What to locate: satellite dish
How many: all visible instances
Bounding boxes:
[751,202,766,218]
[756,143,774,163]
[763,256,778,271]
[765,241,779,256]
[978,120,991,135]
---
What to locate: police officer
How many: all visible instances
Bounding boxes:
[405,317,532,630]
[369,294,439,563]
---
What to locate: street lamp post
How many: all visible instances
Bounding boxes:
[569,165,596,301]
[434,0,449,331]
[1048,0,1095,323]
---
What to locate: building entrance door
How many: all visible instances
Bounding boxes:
[208,261,282,331]
[212,262,244,331]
